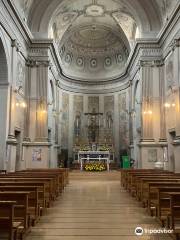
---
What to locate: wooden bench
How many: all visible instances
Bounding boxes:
[0,168,69,239]
[130,174,175,197]
[0,186,40,225]
[120,169,180,239]
[0,201,22,240]
[168,192,180,239]
[0,192,30,236]
[0,181,47,214]
[136,177,180,201]
[0,177,54,208]
[22,168,69,188]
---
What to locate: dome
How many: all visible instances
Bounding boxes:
[59,23,129,81]
[48,0,137,82]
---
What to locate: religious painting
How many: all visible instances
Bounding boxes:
[32,148,42,161]
[148,149,158,162]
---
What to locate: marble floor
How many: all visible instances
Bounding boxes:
[26,171,173,240]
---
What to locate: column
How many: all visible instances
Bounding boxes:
[114,94,120,162]
[68,94,74,160]
[140,61,154,141]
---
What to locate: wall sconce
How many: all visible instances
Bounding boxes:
[143,110,153,115]
[164,102,176,108]
[37,97,47,114]
[15,99,27,108]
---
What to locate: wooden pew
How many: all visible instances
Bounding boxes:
[155,187,180,225]
[0,177,54,207]
[23,168,69,188]
[134,176,180,202]
[0,168,68,239]
[0,186,40,225]
[168,192,180,239]
[130,174,175,197]
[0,192,30,235]
[120,169,180,239]
[125,171,171,191]
[13,171,63,195]
[0,181,47,213]
[0,201,22,240]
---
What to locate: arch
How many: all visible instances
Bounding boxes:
[28,0,162,37]
[0,36,9,170]
[0,38,8,84]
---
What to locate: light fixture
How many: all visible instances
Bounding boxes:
[164,103,170,108]
[164,102,176,108]
[143,110,153,115]
[15,99,27,108]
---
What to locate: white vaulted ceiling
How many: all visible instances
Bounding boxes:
[12,0,179,82]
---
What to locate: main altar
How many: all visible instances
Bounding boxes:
[73,107,115,171]
[78,150,110,171]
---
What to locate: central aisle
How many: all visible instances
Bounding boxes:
[26,171,173,240]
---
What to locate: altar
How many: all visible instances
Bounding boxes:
[78,151,110,171]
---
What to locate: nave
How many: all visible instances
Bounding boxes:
[26,171,172,240]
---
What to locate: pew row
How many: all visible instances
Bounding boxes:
[0,168,69,240]
[120,169,180,240]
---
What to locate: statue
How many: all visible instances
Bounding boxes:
[106,112,113,129]
[74,113,81,137]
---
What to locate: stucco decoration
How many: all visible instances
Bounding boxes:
[112,12,138,42]
[76,57,84,68]
[64,53,73,65]
[90,58,97,68]
[155,0,178,22]
[165,54,174,90]
[49,12,78,43]
[61,92,69,148]
[104,57,112,68]
[59,23,129,80]
[13,0,34,20]
[119,92,129,149]
[48,0,135,81]
[88,96,99,113]
[85,3,105,17]
[16,57,25,93]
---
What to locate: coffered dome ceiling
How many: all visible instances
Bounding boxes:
[57,22,130,81]
[12,0,179,82]
[49,0,133,81]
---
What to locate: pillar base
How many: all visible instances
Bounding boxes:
[22,142,51,169]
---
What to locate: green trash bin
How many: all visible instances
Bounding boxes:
[122,156,130,169]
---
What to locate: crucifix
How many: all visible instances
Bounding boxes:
[84,108,103,143]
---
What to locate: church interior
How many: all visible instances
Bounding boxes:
[0,0,180,239]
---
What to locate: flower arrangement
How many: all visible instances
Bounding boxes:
[84,162,106,171]
[80,145,90,151]
[99,146,109,151]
